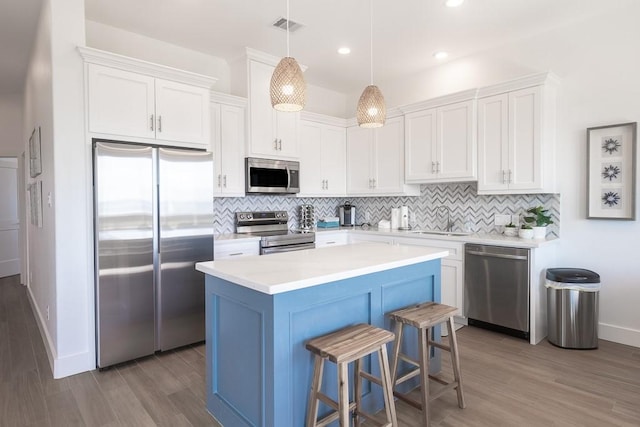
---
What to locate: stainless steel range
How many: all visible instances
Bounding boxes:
[235,211,315,255]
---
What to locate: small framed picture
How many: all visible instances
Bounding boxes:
[587,122,636,220]
[29,127,42,178]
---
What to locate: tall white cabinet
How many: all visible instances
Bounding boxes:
[80,47,215,150]
[402,91,477,183]
[477,73,558,194]
[247,58,300,159]
[299,113,347,197]
[211,93,247,197]
[346,116,419,196]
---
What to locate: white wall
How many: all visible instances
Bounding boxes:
[368,2,640,347]
[0,95,23,156]
[85,20,231,93]
[23,0,93,378]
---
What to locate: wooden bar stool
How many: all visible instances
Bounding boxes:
[387,302,466,426]
[305,323,398,427]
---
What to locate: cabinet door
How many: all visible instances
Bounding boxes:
[442,259,464,317]
[322,125,347,196]
[155,79,210,146]
[509,86,542,191]
[437,100,476,181]
[248,60,278,156]
[346,126,375,194]
[404,109,437,181]
[87,64,155,139]
[274,110,299,158]
[374,116,405,193]
[299,121,324,195]
[219,104,246,195]
[478,94,509,192]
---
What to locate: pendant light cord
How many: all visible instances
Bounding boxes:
[369,0,373,85]
[286,0,290,57]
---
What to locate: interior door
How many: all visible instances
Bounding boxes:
[158,147,213,351]
[0,158,20,278]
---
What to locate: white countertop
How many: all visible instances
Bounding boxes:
[197,242,449,295]
[215,227,558,249]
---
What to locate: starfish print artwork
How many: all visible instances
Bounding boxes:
[602,137,621,155]
[602,164,621,181]
[602,191,621,207]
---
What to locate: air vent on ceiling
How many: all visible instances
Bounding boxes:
[272,17,303,33]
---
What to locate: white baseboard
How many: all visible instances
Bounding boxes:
[26,286,95,379]
[599,322,640,348]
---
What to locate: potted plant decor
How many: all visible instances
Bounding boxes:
[518,223,534,239]
[503,222,518,237]
[523,206,554,239]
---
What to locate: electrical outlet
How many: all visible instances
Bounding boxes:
[365,211,371,222]
[511,214,520,226]
[46,305,50,321]
[494,214,511,226]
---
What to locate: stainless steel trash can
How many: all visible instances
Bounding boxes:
[545,268,600,349]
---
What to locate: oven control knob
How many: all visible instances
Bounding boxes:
[247,214,253,220]
[239,214,245,220]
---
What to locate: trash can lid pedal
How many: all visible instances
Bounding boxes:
[546,268,600,283]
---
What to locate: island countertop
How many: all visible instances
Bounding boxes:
[196,242,449,295]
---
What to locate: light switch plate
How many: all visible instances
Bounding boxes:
[494,214,511,226]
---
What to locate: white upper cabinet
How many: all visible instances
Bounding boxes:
[346,116,419,196]
[477,73,558,194]
[403,95,476,183]
[248,60,299,159]
[80,48,216,150]
[299,114,347,197]
[211,93,247,197]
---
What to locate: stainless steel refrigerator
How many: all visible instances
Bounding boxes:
[94,141,213,368]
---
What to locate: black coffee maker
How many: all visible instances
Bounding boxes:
[339,201,356,227]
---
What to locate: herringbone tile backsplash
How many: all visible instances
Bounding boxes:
[214,182,560,237]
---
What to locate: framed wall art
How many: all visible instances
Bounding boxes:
[29,127,42,178]
[587,122,636,220]
[28,181,43,228]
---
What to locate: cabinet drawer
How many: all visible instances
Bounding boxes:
[214,240,260,259]
[393,237,464,261]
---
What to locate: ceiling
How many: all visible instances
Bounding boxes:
[0,1,627,98]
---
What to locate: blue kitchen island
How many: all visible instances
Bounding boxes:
[195,242,448,427]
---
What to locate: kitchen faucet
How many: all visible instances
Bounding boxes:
[435,206,453,232]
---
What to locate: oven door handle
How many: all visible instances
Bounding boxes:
[262,237,315,248]
[261,242,316,255]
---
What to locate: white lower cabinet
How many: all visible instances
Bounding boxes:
[389,237,465,324]
[214,239,259,259]
[348,233,395,245]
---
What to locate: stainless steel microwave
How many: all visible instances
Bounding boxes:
[245,157,300,194]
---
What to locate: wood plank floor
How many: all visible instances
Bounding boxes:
[1,275,639,426]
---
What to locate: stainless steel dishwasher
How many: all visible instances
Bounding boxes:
[464,244,531,340]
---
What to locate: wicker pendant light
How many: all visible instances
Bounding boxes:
[270,0,306,112]
[357,0,386,128]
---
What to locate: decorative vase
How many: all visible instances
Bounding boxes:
[519,228,534,239]
[532,226,547,239]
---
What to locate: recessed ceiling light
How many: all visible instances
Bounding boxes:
[433,51,449,60]
[338,47,351,55]
[445,0,464,7]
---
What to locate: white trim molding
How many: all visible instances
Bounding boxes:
[599,322,640,348]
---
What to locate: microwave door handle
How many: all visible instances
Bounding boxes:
[286,166,290,190]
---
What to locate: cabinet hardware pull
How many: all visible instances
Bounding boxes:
[274,139,278,150]
[432,161,436,174]
[218,174,222,187]
[372,178,376,188]
[278,139,282,150]
[322,179,325,189]
[223,175,227,187]
[508,169,512,183]
[326,179,328,190]
[436,161,440,173]
[157,115,162,132]
[502,170,507,184]
[229,252,243,256]
[150,115,154,131]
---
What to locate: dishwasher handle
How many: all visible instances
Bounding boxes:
[466,250,529,261]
